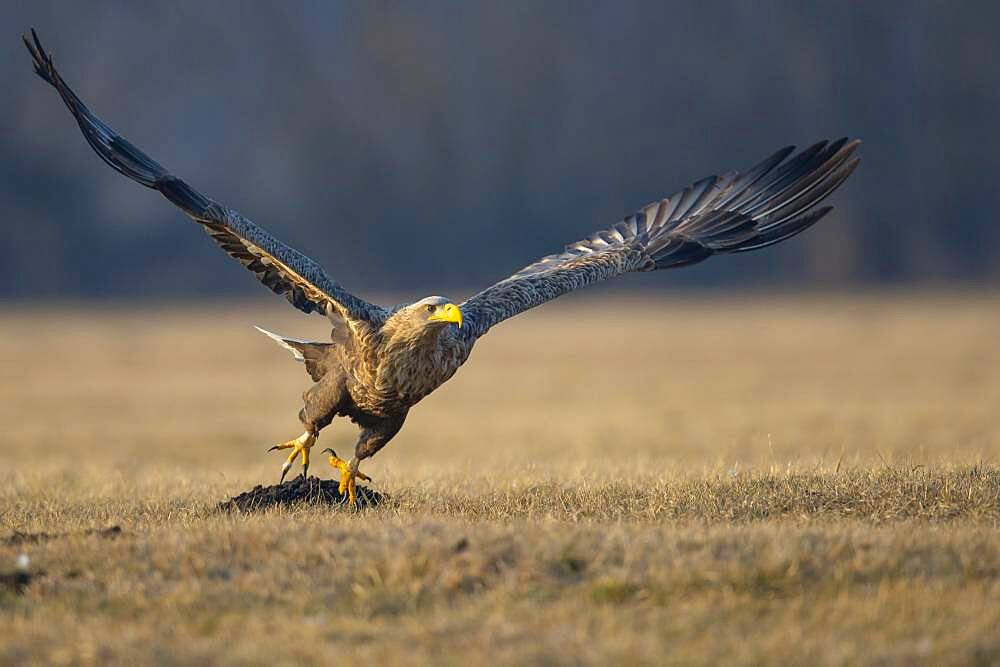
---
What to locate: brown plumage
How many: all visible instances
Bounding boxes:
[23,30,860,500]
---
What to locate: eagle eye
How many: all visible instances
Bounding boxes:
[425,304,436,313]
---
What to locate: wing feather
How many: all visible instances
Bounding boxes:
[460,140,860,338]
[23,29,387,328]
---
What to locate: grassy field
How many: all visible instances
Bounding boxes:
[2,293,999,665]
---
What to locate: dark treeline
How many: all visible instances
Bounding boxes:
[3,2,999,302]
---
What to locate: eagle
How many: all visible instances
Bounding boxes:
[24,30,860,504]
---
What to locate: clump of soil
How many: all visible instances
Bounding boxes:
[0,570,39,595]
[217,475,386,513]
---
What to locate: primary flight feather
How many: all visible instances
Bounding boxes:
[24,29,860,502]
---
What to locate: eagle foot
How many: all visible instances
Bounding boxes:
[268,431,317,484]
[322,448,371,507]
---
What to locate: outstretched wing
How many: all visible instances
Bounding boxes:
[23,30,388,328]
[460,139,860,338]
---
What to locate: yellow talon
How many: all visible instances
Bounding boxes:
[323,448,370,506]
[269,431,316,483]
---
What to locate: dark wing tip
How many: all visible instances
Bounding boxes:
[842,155,862,178]
[833,137,862,159]
[23,28,55,84]
[770,145,797,169]
[732,205,834,253]
[776,145,796,158]
[846,139,862,163]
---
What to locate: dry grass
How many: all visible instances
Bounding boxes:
[2,293,1000,665]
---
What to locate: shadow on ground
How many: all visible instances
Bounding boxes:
[217,476,387,513]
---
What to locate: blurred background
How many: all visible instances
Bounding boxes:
[2,1,999,301]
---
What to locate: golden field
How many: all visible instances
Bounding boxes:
[1,293,999,665]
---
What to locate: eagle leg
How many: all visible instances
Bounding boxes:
[322,449,371,507]
[268,431,317,483]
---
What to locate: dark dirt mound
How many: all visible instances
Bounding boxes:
[217,475,386,513]
[0,570,40,595]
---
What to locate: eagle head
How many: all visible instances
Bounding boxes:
[387,296,463,339]
[412,295,463,329]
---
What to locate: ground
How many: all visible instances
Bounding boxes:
[1,293,999,665]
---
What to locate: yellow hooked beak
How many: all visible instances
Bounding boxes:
[428,302,463,328]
